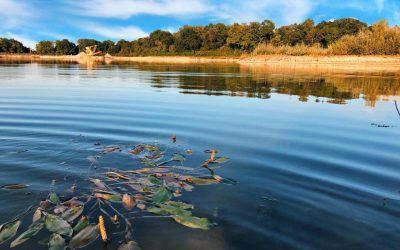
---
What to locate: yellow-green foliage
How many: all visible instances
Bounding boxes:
[252,43,329,56]
[329,20,400,55]
[254,20,400,56]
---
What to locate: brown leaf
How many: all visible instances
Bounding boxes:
[0,184,28,190]
[32,208,42,222]
[90,179,107,189]
[210,148,216,161]
[129,145,144,155]
[171,133,177,143]
[122,194,136,210]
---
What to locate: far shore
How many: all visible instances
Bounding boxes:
[1,53,400,72]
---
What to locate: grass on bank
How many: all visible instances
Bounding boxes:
[253,20,400,56]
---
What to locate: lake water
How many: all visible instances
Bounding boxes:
[0,62,399,250]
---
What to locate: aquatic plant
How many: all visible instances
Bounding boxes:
[0,138,234,249]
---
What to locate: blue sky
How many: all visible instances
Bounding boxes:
[1,0,400,48]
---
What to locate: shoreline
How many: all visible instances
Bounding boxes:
[1,54,400,71]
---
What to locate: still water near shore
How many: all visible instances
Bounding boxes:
[0,62,399,250]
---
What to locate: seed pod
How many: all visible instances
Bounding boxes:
[98,215,108,242]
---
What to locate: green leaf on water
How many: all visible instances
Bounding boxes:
[171,154,185,164]
[45,214,72,237]
[164,201,194,210]
[49,233,65,250]
[152,187,172,204]
[212,174,238,185]
[186,177,219,185]
[10,220,44,248]
[212,157,230,164]
[148,175,162,185]
[172,215,214,230]
[49,192,60,205]
[108,195,123,202]
[69,224,99,250]
[147,204,192,217]
[140,158,158,168]
[73,217,89,234]
[0,220,21,245]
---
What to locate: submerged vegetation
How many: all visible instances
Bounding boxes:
[1,18,400,56]
[0,138,234,249]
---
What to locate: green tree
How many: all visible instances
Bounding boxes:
[175,26,201,52]
[77,39,100,52]
[98,40,117,54]
[315,18,367,47]
[274,19,315,46]
[256,20,275,43]
[200,23,228,50]
[55,39,77,55]
[149,30,174,51]
[35,40,55,55]
[0,38,11,52]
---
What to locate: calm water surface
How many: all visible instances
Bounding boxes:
[0,62,400,250]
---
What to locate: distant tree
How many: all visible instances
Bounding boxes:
[149,30,174,51]
[175,26,201,51]
[35,40,55,55]
[315,18,367,47]
[116,39,133,56]
[226,20,275,51]
[98,40,116,54]
[0,38,30,53]
[274,19,315,46]
[256,20,276,43]
[77,39,100,52]
[199,23,228,50]
[55,39,77,55]
[8,39,29,53]
[0,38,11,52]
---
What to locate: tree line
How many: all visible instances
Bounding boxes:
[0,18,398,56]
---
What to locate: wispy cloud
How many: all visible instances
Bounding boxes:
[79,22,148,40]
[214,0,315,25]
[68,0,212,19]
[376,0,385,12]
[2,32,37,49]
[0,0,33,29]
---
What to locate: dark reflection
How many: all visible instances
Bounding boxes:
[1,60,400,107]
[128,63,400,107]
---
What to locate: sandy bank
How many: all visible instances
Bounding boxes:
[1,54,400,72]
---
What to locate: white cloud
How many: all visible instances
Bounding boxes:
[394,7,400,25]
[69,0,212,19]
[80,23,148,40]
[376,0,385,12]
[0,0,32,29]
[214,0,315,25]
[3,32,37,49]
